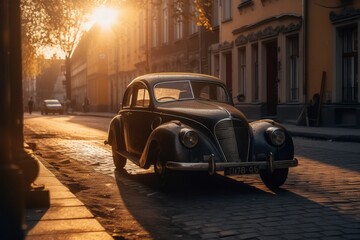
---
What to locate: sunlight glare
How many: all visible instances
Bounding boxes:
[88,6,118,30]
[38,45,65,59]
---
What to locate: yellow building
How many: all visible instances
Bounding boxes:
[307,0,360,127]
[87,25,110,112]
[212,0,303,122]
[213,0,359,127]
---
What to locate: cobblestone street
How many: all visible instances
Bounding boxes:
[25,115,360,239]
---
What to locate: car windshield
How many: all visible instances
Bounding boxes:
[154,80,230,103]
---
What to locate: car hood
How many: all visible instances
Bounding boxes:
[156,100,248,127]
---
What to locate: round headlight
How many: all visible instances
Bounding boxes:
[266,127,286,146]
[179,129,199,148]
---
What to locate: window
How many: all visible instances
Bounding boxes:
[252,44,259,101]
[342,25,358,102]
[152,15,158,47]
[123,87,133,108]
[221,0,232,22]
[154,81,192,102]
[162,5,169,44]
[288,35,299,101]
[238,47,246,97]
[190,19,198,35]
[175,16,183,40]
[189,4,199,35]
[154,81,229,103]
[174,2,183,40]
[139,12,145,48]
[213,54,220,77]
[134,85,150,108]
[212,0,220,27]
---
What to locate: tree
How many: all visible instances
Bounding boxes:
[175,0,213,30]
[21,0,102,100]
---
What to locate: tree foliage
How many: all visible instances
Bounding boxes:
[21,0,102,78]
[21,0,103,56]
[174,0,213,30]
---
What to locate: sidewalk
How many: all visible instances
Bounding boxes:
[283,123,360,142]
[25,154,113,240]
[72,111,360,142]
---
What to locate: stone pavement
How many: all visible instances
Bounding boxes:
[24,154,113,240]
[24,111,360,239]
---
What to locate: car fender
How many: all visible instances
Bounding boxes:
[250,119,294,161]
[107,115,125,151]
[139,121,222,169]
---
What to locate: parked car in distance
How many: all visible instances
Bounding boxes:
[41,99,63,115]
[105,73,298,189]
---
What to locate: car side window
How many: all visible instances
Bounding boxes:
[123,87,133,108]
[134,84,150,108]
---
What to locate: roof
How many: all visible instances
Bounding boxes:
[129,72,223,87]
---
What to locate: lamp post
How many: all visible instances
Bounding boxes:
[65,55,72,105]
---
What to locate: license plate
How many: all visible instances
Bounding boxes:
[224,165,260,176]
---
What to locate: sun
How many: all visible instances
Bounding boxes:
[87,6,118,30]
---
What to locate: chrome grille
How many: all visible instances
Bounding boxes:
[215,119,250,162]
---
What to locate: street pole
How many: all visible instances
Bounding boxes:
[65,55,72,101]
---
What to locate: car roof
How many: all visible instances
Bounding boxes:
[129,72,223,87]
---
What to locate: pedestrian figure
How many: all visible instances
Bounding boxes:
[28,97,34,114]
[82,97,90,113]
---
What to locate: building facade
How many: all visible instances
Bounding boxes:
[307,0,360,127]
[70,0,360,128]
[71,25,110,112]
[71,33,88,111]
[149,0,219,74]
[112,3,148,110]
[210,0,303,122]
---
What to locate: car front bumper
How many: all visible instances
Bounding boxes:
[166,153,298,175]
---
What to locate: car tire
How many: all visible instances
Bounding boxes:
[111,131,126,169]
[153,148,173,188]
[260,168,288,189]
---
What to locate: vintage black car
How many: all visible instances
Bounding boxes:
[105,73,298,188]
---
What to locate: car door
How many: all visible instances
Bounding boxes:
[124,82,154,158]
[121,86,134,154]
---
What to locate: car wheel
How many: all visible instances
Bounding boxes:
[153,148,172,187]
[260,168,288,189]
[111,131,126,169]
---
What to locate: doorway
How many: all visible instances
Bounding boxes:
[266,41,278,116]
